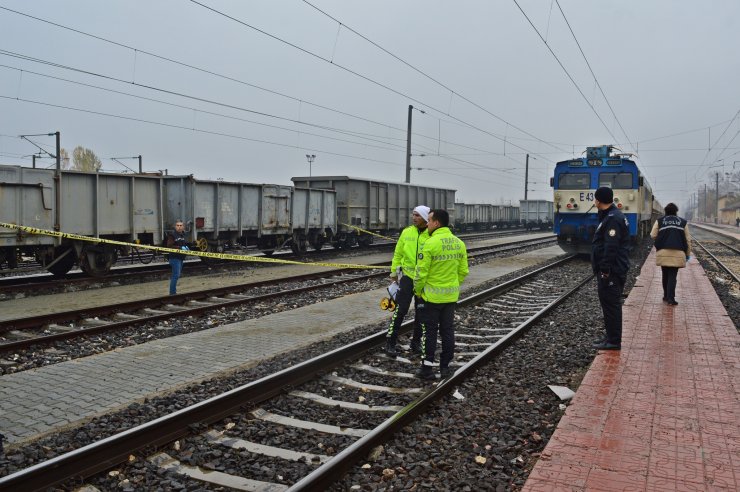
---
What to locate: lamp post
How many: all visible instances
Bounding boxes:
[306,154,316,177]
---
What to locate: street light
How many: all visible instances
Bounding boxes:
[305,154,316,177]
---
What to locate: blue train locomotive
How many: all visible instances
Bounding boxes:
[552,145,661,254]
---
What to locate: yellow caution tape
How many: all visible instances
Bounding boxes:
[340,223,395,241]
[0,222,384,270]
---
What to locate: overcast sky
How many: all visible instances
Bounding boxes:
[1,0,738,209]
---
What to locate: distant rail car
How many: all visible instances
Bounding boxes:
[291,176,455,249]
[552,145,661,254]
[452,203,520,231]
[519,200,554,231]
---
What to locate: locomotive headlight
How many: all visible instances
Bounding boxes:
[613,197,620,203]
[569,197,575,203]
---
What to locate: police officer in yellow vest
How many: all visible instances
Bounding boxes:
[414,209,469,380]
[385,205,431,357]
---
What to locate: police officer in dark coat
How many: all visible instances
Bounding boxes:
[591,186,630,350]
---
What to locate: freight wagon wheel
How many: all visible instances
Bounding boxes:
[309,235,324,251]
[195,237,209,252]
[358,235,373,247]
[46,245,76,277]
[80,245,115,277]
[290,238,308,254]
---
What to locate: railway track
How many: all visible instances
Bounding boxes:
[0,254,588,491]
[693,238,740,283]
[0,229,541,296]
[0,236,557,352]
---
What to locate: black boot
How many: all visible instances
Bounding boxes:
[384,339,398,358]
[409,340,422,354]
[415,365,435,380]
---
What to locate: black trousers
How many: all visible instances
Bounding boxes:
[661,267,678,301]
[417,301,456,368]
[597,275,625,346]
[386,275,422,345]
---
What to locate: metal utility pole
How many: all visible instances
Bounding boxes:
[524,154,529,200]
[55,131,61,231]
[32,154,36,168]
[704,184,707,221]
[405,105,413,183]
[716,172,720,224]
[138,155,142,174]
[305,154,316,177]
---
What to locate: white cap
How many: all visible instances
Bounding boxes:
[413,205,430,222]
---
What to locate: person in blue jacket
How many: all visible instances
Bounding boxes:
[166,220,189,295]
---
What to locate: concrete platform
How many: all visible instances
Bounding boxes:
[523,251,740,490]
[0,240,563,445]
[693,221,740,242]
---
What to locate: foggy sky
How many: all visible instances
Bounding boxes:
[1,0,738,209]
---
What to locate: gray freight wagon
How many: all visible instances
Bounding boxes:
[162,176,337,255]
[291,176,455,248]
[1,164,165,276]
[519,200,554,230]
[453,202,522,230]
[0,164,338,275]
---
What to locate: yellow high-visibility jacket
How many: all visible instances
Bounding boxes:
[390,225,430,278]
[414,227,468,303]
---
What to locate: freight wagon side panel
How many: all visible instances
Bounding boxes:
[260,184,291,235]
[60,172,96,236]
[239,185,261,232]
[0,165,54,246]
[132,178,163,240]
[217,184,240,232]
[291,188,336,231]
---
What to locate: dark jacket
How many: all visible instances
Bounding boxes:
[166,230,188,260]
[591,204,630,277]
[650,216,692,268]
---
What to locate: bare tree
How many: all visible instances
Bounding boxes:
[72,146,102,172]
[59,148,71,169]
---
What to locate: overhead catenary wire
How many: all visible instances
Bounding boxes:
[0,4,547,167]
[301,0,570,155]
[0,60,522,179]
[0,94,410,169]
[553,0,636,156]
[511,0,620,147]
[185,0,554,165]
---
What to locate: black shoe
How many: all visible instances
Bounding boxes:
[384,340,398,358]
[440,367,454,379]
[409,341,422,354]
[667,299,678,306]
[415,365,436,380]
[662,296,668,303]
[593,341,621,350]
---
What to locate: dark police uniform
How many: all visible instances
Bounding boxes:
[654,215,689,302]
[591,203,630,347]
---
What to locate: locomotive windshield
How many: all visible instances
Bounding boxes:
[599,172,633,188]
[558,173,589,189]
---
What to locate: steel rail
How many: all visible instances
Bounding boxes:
[0,254,576,491]
[693,239,740,284]
[289,257,587,490]
[0,236,555,334]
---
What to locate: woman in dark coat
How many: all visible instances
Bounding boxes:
[650,203,692,305]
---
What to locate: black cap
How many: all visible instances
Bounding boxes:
[594,186,613,203]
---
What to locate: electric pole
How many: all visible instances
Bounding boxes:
[405,105,412,183]
[716,172,720,224]
[524,154,529,200]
